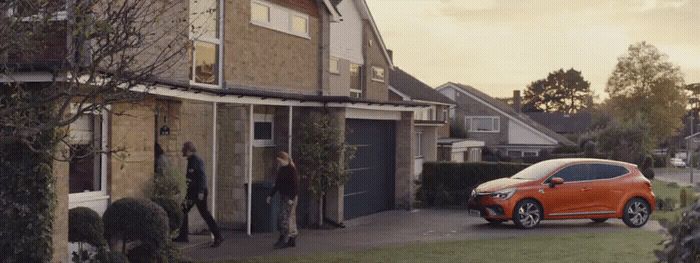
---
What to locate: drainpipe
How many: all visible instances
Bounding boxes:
[211,102,218,219]
[317,0,331,95]
[247,105,254,236]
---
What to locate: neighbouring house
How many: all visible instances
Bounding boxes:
[2,0,423,261]
[437,82,576,159]
[388,67,483,178]
[525,111,592,139]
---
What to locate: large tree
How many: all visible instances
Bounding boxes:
[0,0,189,261]
[606,42,687,145]
[523,68,592,114]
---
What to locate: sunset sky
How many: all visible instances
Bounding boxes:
[366,0,700,98]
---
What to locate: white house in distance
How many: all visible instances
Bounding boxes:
[437,82,575,158]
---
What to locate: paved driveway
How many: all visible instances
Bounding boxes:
[183,209,662,262]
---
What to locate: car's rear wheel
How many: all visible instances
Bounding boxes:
[512,199,542,229]
[591,218,608,223]
[622,198,650,228]
[485,218,505,225]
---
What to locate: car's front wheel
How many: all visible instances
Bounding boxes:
[512,199,542,229]
[622,198,650,228]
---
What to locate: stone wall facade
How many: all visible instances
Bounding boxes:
[215,104,250,229]
[395,111,415,209]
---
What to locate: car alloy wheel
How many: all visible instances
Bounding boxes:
[513,200,542,229]
[623,198,650,228]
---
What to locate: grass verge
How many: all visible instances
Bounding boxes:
[651,180,697,224]
[231,231,662,263]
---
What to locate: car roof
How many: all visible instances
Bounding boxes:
[538,158,636,168]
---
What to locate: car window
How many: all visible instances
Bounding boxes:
[590,164,629,180]
[551,164,591,182]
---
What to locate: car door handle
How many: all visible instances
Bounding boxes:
[581,188,592,192]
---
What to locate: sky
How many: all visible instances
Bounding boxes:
[366,0,700,98]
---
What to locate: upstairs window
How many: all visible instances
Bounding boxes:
[250,0,310,38]
[350,63,362,97]
[190,0,221,86]
[466,116,500,133]
[371,66,385,82]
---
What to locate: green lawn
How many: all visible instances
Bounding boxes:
[651,180,697,224]
[231,231,663,263]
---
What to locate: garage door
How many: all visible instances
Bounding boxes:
[344,119,396,220]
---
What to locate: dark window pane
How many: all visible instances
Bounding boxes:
[350,64,361,91]
[69,145,101,193]
[254,122,272,140]
[590,164,629,180]
[554,164,591,182]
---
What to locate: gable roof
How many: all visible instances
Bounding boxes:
[354,0,394,69]
[389,68,454,105]
[437,82,576,146]
[525,112,592,134]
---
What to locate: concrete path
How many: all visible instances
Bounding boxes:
[181,209,662,262]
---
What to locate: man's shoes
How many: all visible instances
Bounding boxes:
[287,237,296,248]
[211,237,224,248]
[273,235,285,248]
[172,236,189,243]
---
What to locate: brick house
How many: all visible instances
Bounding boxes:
[437,82,575,158]
[2,0,422,261]
[388,67,484,177]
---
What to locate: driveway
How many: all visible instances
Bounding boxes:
[183,209,662,262]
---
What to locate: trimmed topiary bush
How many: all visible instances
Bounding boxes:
[95,251,129,263]
[69,207,106,247]
[151,197,184,233]
[418,162,530,207]
[103,198,169,259]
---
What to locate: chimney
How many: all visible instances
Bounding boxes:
[513,90,522,113]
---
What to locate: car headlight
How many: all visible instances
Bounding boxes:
[491,188,516,200]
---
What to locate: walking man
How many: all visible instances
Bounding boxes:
[174,141,224,247]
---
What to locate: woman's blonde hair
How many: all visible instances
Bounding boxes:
[277,151,295,168]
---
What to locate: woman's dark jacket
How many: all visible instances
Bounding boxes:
[186,154,208,199]
[269,165,299,199]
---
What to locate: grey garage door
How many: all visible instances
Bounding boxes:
[344,119,396,220]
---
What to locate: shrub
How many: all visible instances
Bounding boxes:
[150,167,186,204]
[69,207,106,247]
[151,197,184,234]
[94,251,129,263]
[418,162,530,207]
[103,198,169,259]
[656,202,700,262]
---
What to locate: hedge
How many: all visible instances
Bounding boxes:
[103,198,169,258]
[417,162,530,207]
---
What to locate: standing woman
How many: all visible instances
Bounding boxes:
[266,151,299,249]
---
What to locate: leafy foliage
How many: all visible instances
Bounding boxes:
[103,198,169,258]
[296,112,356,199]
[150,197,184,234]
[418,162,530,207]
[150,166,186,205]
[523,68,592,114]
[69,207,105,246]
[657,202,700,262]
[596,115,653,164]
[606,42,687,145]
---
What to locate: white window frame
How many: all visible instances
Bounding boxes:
[415,131,423,158]
[371,66,385,82]
[465,116,500,133]
[190,0,223,89]
[329,56,340,74]
[67,106,109,204]
[250,0,311,39]
[253,113,275,147]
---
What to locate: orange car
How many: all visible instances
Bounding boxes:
[467,158,655,229]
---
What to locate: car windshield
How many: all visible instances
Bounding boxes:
[511,160,565,180]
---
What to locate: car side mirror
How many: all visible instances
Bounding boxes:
[549,177,564,188]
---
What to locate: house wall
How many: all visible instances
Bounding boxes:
[508,120,556,145]
[328,58,352,96]
[215,104,250,229]
[362,20,389,101]
[52,156,69,262]
[330,0,364,64]
[440,87,509,145]
[395,111,415,208]
[225,0,321,94]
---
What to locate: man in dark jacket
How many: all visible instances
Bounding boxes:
[174,142,224,247]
